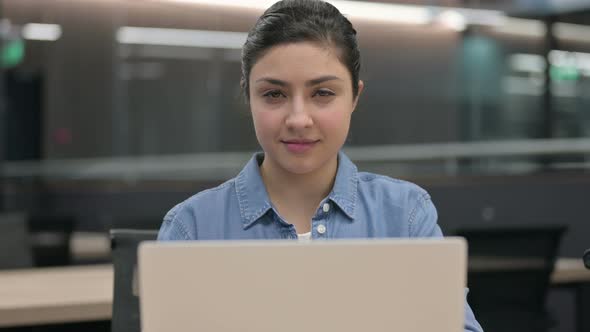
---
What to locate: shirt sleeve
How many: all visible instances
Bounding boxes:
[408,192,442,238]
[410,192,485,332]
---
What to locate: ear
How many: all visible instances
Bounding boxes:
[352,80,364,112]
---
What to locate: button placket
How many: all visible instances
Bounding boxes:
[312,201,330,238]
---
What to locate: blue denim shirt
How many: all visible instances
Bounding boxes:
[159,151,483,332]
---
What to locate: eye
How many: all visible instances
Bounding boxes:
[262,90,286,99]
[313,89,335,98]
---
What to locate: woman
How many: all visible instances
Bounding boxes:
[158,0,482,331]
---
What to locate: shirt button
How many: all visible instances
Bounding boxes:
[322,203,330,213]
[317,224,327,234]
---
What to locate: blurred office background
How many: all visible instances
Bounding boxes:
[0,0,589,331]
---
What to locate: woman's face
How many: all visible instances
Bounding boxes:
[249,42,363,176]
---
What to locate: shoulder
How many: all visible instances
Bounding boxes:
[355,172,440,237]
[159,178,236,240]
[167,178,235,219]
[356,171,432,206]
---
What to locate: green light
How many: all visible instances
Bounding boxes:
[550,65,579,81]
[1,39,25,68]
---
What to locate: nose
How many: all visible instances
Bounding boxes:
[285,96,313,129]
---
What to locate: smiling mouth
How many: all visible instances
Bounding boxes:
[281,139,319,153]
[281,139,319,144]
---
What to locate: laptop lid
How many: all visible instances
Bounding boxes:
[138,238,466,332]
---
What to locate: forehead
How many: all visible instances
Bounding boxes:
[250,42,351,82]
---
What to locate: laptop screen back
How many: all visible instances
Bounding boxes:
[138,238,466,332]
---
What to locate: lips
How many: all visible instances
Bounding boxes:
[281,139,319,153]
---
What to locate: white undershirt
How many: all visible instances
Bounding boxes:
[297,232,312,241]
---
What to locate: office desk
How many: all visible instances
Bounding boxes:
[552,258,590,332]
[70,232,111,262]
[470,257,590,332]
[0,259,587,328]
[0,264,112,327]
[469,257,590,284]
[552,258,590,284]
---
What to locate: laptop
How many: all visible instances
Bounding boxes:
[138,238,466,332]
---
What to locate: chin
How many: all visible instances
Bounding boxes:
[280,154,333,175]
[263,146,337,176]
[277,159,315,175]
[285,165,319,175]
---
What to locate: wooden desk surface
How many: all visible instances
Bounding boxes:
[70,232,111,261]
[553,258,590,284]
[0,258,587,328]
[469,257,590,284]
[0,264,112,327]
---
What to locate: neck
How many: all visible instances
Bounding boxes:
[260,155,338,214]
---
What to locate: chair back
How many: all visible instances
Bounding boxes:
[0,212,33,269]
[110,229,159,332]
[456,225,567,332]
[28,214,75,266]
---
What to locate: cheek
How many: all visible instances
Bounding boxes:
[317,108,352,138]
[251,109,281,140]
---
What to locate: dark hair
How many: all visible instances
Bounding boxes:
[241,0,361,102]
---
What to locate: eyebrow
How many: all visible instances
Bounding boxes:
[255,75,342,87]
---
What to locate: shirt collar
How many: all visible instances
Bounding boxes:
[327,151,358,219]
[235,153,273,229]
[235,151,358,229]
